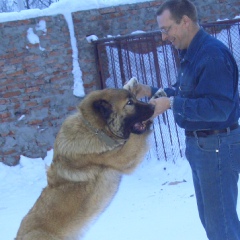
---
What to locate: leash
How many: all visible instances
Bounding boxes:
[80,116,123,148]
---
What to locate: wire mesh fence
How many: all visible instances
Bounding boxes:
[94,19,240,162]
[203,19,240,88]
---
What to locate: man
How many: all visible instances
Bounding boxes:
[130,0,240,239]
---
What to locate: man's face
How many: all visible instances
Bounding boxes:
[157,9,189,50]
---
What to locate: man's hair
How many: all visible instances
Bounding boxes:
[156,0,198,24]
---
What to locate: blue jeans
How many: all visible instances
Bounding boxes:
[185,127,240,240]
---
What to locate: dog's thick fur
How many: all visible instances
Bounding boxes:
[16,87,154,240]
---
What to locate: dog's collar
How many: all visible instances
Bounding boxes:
[80,116,124,148]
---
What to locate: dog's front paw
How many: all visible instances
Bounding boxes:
[150,88,167,100]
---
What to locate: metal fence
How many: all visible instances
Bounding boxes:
[94,19,240,162]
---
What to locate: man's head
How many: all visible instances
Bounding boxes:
[156,0,199,49]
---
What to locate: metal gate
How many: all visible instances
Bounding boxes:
[94,19,240,162]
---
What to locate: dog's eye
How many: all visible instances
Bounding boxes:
[126,99,134,105]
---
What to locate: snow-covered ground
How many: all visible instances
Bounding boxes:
[1,145,239,240]
[0,147,205,240]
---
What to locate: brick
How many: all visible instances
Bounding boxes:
[26,101,38,107]
[14,52,25,58]
[89,15,103,21]
[0,99,8,104]
[14,103,21,109]
[22,96,30,101]
[3,65,16,73]
[15,75,31,82]
[0,131,10,137]
[35,79,45,85]
[0,86,7,93]
[25,87,40,93]
[0,118,14,123]
[0,73,6,79]
[50,75,66,82]
[83,81,96,88]
[0,112,11,119]
[27,43,40,49]
[28,119,43,125]
[145,19,157,25]
[0,105,7,112]
[4,149,17,155]
[109,12,124,18]
[25,67,41,73]
[67,49,73,55]
[67,106,76,111]
[138,2,150,8]
[8,69,25,77]
[43,99,51,105]
[3,91,21,98]
[99,7,116,15]
[2,155,20,166]
[24,55,39,61]
[149,1,163,7]
[48,51,60,57]
[7,83,25,90]
[0,53,15,60]
[9,58,23,64]
[11,98,20,103]
[116,5,130,11]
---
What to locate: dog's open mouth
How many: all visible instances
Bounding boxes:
[132,120,152,134]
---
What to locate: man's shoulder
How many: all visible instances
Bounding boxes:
[199,33,230,57]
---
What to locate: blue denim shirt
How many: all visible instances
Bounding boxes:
[155,28,239,131]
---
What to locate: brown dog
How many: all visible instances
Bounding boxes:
[16,87,154,240]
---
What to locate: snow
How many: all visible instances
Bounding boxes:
[86,35,99,43]
[63,11,85,98]
[27,27,45,51]
[0,146,208,240]
[1,0,240,239]
[27,28,40,44]
[2,141,239,239]
[35,19,47,33]
[131,30,146,34]
[0,0,153,23]
[17,115,25,121]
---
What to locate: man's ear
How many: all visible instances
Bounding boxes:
[182,15,191,26]
[92,99,113,120]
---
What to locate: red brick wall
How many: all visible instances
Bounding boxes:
[0,15,80,165]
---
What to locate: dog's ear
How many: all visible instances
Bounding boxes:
[93,99,113,120]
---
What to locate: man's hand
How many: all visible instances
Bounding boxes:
[123,77,152,99]
[149,97,171,119]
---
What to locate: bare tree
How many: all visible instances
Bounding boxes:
[0,0,59,12]
[0,0,15,12]
[17,0,24,11]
